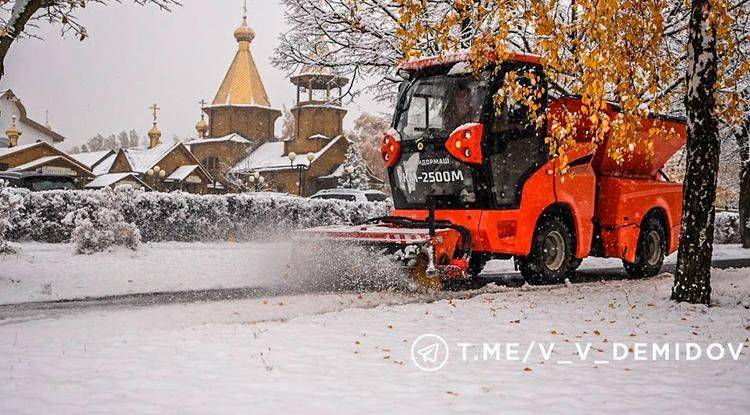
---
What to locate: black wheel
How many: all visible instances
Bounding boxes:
[623,216,666,278]
[517,215,577,285]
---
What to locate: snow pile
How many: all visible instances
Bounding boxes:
[3,187,391,243]
[65,206,141,254]
[0,181,24,253]
[714,211,742,244]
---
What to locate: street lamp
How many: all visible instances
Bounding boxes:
[287,152,316,196]
[146,165,167,191]
[247,171,265,192]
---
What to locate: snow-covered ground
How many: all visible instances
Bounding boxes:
[2,242,749,305]
[1,267,749,413]
[0,242,291,304]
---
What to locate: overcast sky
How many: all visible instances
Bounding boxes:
[0,0,384,150]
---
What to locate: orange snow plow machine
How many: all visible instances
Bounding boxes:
[295,52,686,289]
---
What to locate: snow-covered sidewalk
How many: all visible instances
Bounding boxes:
[1,268,749,413]
[2,242,749,305]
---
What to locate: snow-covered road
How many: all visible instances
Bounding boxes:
[2,242,750,413]
[2,242,750,306]
[1,268,749,414]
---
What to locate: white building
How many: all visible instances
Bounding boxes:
[0,89,65,147]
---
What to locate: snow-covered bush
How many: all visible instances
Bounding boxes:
[2,188,392,244]
[714,211,742,244]
[67,208,141,254]
[0,181,25,253]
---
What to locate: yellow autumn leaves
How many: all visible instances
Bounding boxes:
[392,0,747,172]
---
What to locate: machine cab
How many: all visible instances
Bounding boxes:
[385,56,549,211]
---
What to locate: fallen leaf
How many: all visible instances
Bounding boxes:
[523,367,533,372]
[593,330,601,336]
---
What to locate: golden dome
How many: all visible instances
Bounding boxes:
[234,16,255,43]
[195,113,209,136]
[148,122,161,139]
[5,115,21,139]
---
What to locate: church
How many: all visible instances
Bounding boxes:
[187,7,352,196]
[2,5,364,196]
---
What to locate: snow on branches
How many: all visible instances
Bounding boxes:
[338,142,370,190]
[274,0,463,101]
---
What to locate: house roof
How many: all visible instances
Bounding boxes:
[230,135,347,173]
[318,162,385,184]
[186,133,252,146]
[165,165,199,182]
[9,155,62,172]
[0,142,38,157]
[118,143,213,182]
[91,153,116,176]
[0,141,92,174]
[71,150,114,168]
[85,172,151,190]
[121,143,179,173]
[319,164,345,179]
[1,90,66,143]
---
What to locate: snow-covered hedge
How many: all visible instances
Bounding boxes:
[0,182,24,253]
[2,185,742,245]
[3,188,392,244]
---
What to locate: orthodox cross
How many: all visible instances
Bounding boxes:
[150,103,160,123]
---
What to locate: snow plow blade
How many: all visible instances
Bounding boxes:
[292,216,473,290]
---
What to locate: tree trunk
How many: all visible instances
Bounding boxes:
[0,0,44,82]
[672,0,720,305]
[737,120,750,248]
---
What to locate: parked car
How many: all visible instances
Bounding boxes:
[0,172,78,191]
[310,188,391,203]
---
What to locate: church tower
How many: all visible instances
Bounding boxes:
[204,4,281,141]
[286,40,349,155]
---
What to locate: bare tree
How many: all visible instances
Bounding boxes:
[0,0,180,81]
[274,0,469,101]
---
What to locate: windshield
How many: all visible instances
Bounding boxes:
[28,177,76,191]
[395,73,489,142]
[312,194,357,202]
